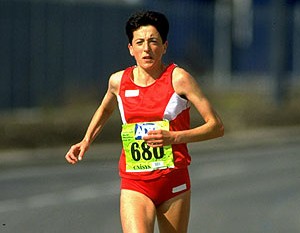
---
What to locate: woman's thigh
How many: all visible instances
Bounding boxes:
[120,189,156,233]
[156,190,191,233]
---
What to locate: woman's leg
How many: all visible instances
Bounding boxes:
[156,190,191,233]
[120,189,156,233]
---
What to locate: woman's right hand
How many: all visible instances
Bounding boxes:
[65,140,90,164]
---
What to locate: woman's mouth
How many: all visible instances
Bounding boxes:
[143,55,153,60]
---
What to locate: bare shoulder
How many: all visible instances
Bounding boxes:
[109,70,124,86]
[172,66,200,97]
[172,66,191,80]
[108,70,124,94]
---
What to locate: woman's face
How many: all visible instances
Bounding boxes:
[128,25,168,70]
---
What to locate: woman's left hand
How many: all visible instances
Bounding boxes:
[143,130,175,147]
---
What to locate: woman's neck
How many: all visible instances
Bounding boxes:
[133,63,166,86]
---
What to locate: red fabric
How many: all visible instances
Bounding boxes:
[118,63,191,180]
[121,168,191,207]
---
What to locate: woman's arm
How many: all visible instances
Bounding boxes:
[65,71,122,164]
[143,67,224,147]
[171,67,224,143]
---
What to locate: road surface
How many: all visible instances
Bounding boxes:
[0,127,300,233]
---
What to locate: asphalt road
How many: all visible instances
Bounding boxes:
[0,127,300,233]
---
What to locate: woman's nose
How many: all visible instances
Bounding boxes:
[143,42,150,51]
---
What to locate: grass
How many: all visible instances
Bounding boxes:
[0,85,299,149]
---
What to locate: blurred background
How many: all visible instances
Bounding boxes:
[0,0,300,147]
[1,1,300,233]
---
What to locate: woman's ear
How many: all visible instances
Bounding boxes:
[128,43,134,56]
[163,41,168,54]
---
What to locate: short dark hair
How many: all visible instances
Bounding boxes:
[125,10,169,45]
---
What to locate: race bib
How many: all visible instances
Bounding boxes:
[121,120,174,172]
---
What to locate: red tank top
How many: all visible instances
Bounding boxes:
[117,63,191,180]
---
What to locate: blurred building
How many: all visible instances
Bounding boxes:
[0,0,299,109]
